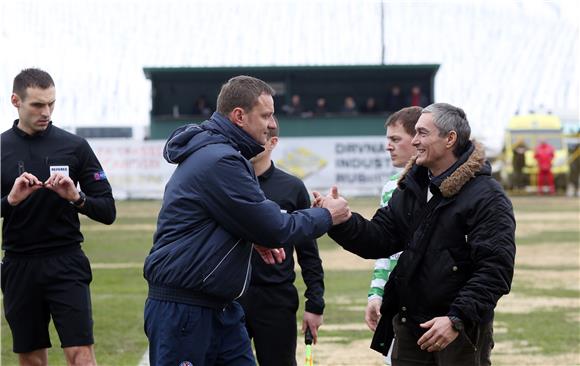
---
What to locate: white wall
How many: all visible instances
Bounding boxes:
[1,0,578,156]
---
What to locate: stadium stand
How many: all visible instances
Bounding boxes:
[0,0,577,155]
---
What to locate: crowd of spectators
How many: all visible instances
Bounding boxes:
[280,85,429,118]
[183,85,429,118]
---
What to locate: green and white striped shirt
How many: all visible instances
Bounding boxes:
[368,173,402,301]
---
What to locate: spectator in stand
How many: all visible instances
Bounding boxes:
[313,97,328,116]
[361,97,380,114]
[340,96,358,116]
[282,94,304,116]
[385,85,405,113]
[407,85,429,107]
[534,140,555,194]
[193,95,213,118]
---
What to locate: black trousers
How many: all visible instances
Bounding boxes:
[391,314,494,366]
[238,283,299,366]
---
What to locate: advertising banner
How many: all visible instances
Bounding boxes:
[89,136,396,199]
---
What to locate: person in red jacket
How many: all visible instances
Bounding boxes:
[534,140,555,194]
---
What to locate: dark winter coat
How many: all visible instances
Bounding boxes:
[328,141,516,354]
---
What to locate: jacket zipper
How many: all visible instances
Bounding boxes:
[235,244,253,299]
[202,239,241,282]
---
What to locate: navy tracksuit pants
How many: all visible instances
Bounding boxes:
[144,299,255,366]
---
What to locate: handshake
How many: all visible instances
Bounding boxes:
[254,186,352,266]
[312,186,352,226]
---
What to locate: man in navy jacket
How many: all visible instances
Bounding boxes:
[143,75,349,366]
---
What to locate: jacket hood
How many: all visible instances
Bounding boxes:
[398,140,489,198]
[163,112,265,164]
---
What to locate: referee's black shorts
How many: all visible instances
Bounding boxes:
[1,246,94,353]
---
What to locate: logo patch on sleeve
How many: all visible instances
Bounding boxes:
[93,171,107,181]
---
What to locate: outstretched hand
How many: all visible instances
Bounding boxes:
[312,186,351,225]
[254,244,286,264]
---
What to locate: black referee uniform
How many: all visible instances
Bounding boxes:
[1,121,115,353]
[238,162,324,366]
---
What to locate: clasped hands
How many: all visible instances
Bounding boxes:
[311,185,352,225]
[7,172,81,206]
[253,245,285,265]
[253,185,351,265]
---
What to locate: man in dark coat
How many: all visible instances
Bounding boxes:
[315,103,516,366]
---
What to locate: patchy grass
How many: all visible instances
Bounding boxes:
[2,196,579,365]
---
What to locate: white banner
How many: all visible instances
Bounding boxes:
[88,139,172,200]
[88,136,397,199]
[272,136,397,196]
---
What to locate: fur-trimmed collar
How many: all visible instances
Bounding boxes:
[398,141,486,198]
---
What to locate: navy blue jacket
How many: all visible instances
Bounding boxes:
[143,113,332,307]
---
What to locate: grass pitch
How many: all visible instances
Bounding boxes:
[1,196,579,365]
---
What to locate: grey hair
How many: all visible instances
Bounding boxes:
[422,103,471,157]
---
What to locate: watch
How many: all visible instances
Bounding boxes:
[71,191,86,207]
[448,316,464,332]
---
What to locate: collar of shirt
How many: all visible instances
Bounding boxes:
[12,119,53,138]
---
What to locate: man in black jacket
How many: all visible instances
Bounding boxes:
[238,118,324,366]
[315,103,515,366]
[1,68,116,365]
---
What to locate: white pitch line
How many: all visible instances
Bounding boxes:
[137,347,149,366]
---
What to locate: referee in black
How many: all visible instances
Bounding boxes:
[238,117,325,366]
[1,68,116,365]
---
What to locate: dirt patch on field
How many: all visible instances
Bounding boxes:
[319,249,375,271]
[515,211,580,237]
[493,343,580,366]
[515,211,580,222]
[515,268,580,291]
[497,292,580,313]
[296,338,384,366]
[516,242,579,268]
